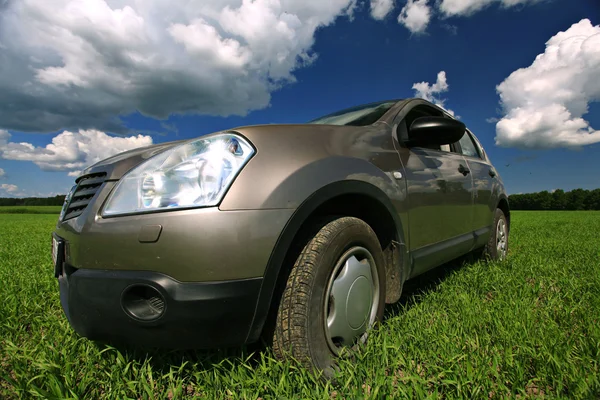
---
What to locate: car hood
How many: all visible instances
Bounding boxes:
[78,123,381,181]
[79,139,187,181]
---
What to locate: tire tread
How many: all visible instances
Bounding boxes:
[272,217,373,369]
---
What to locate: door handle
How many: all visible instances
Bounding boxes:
[489,169,497,178]
[458,164,470,176]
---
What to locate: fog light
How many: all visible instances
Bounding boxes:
[121,285,166,321]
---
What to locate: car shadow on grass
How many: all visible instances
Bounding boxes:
[383,254,474,322]
[91,339,265,378]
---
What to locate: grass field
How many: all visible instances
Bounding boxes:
[1,211,599,399]
[0,206,62,214]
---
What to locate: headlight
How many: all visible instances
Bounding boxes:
[102,133,254,216]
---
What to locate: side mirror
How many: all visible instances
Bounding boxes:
[406,116,466,148]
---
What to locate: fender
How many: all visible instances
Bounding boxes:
[489,170,510,226]
[244,179,408,343]
[220,123,406,211]
[496,192,511,229]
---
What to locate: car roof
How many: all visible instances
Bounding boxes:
[306,97,457,127]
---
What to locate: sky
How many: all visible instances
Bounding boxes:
[0,0,598,197]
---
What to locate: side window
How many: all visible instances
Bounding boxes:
[470,132,486,159]
[458,131,480,158]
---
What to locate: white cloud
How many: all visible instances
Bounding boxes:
[412,71,455,115]
[438,0,539,17]
[1,184,19,193]
[397,0,539,33]
[495,19,600,149]
[0,183,29,197]
[370,0,395,19]
[398,0,431,34]
[0,129,153,173]
[413,70,449,101]
[0,0,364,134]
[441,23,458,35]
[0,168,5,178]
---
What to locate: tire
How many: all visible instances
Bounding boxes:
[271,216,386,378]
[481,208,509,261]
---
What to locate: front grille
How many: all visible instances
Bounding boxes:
[62,172,107,221]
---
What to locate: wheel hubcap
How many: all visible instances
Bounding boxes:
[324,247,379,354]
[496,218,507,260]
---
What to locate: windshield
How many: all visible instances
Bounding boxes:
[307,100,398,126]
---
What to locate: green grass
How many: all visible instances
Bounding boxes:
[1,211,599,399]
[0,206,62,214]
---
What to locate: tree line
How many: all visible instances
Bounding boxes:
[1,188,599,210]
[508,189,600,210]
[0,195,66,207]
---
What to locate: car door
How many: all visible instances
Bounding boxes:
[455,129,495,248]
[393,103,474,277]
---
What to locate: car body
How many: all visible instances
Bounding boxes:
[52,98,509,374]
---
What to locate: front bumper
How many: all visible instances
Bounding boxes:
[53,175,295,347]
[58,265,263,348]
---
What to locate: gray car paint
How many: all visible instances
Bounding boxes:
[55,97,507,289]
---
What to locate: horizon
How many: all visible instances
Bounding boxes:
[0,0,598,197]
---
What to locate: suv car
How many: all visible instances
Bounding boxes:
[52,98,509,376]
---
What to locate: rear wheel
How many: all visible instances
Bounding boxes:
[271,216,386,378]
[481,208,509,261]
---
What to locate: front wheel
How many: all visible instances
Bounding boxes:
[271,217,386,378]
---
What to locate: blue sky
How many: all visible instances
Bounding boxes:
[0,0,598,197]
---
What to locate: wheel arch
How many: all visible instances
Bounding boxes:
[245,180,407,343]
[497,195,511,232]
